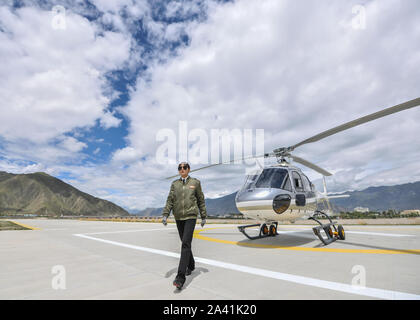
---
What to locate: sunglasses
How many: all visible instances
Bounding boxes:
[178,165,189,171]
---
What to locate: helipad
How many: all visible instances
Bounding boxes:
[1,219,419,299]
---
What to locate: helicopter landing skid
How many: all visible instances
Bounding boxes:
[238,222,278,240]
[309,211,345,246]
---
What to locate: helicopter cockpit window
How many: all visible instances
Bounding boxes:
[242,175,258,190]
[255,168,288,189]
[292,171,304,192]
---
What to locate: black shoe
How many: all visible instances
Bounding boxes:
[173,277,185,290]
[186,267,195,276]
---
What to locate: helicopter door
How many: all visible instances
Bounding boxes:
[282,175,292,192]
[301,173,316,198]
[292,171,304,192]
[292,171,306,206]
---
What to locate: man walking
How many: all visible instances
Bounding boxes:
[162,162,207,290]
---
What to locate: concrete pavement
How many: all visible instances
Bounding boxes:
[1,219,419,299]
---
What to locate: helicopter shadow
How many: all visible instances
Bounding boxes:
[236,230,316,248]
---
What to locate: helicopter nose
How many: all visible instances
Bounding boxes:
[273,194,291,214]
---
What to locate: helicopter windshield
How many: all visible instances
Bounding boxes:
[255,168,288,189]
[242,174,259,190]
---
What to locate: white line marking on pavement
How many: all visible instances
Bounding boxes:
[73,233,420,300]
[83,228,176,235]
[74,233,179,259]
[344,231,414,237]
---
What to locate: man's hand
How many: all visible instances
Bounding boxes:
[162,216,167,226]
[200,218,206,227]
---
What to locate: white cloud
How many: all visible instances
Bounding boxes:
[89,0,142,14]
[0,4,133,171]
[0,6,130,143]
[100,111,122,129]
[165,0,205,19]
[2,0,420,211]
[58,136,87,153]
[112,146,141,163]
[117,0,420,207]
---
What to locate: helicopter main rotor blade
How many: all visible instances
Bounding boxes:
[164,153,272,179]
[165,162,225,180]
[289,154,332,176]
[289,97,420,151]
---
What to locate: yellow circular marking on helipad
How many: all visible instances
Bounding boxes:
[193,226,420,255]
[10,220,40,230]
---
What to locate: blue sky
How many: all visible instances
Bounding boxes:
[60,0,212,168]
[5,0,209,167]
[1,0,420,211]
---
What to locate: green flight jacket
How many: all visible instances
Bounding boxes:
[162,176,207,221]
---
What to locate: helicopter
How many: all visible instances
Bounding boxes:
[166,97,420,245]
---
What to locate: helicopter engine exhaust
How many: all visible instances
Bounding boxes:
[272,194,291,214]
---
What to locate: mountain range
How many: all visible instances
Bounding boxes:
[328,181,420,212]
[0,171,129,217]
[134,181,420,216]
[1,170,419,217]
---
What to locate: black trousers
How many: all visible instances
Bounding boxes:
[175,218,196,280]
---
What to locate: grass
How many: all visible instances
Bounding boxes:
[0,220,30,231]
